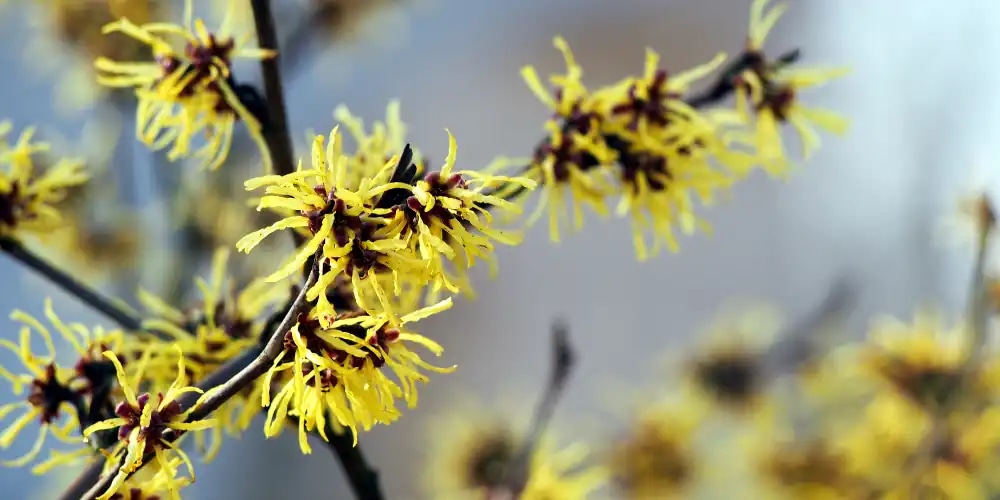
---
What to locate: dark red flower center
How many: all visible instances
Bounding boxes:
[27,364,76,424]
[611,70,683,130]
[114,392,183,446]
[282,313,403,388]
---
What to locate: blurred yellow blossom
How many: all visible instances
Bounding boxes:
[607,404,701,499]
[94,0,273,170]
[0,122,88,240]
[424,403,604,499]
[0,299,124,473]
[23,0,160,112]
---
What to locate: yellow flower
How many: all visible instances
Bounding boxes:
[0,122,88,240]
[114,455,193,500]
[610,126,733,260]
[262,299,454,454]
[384,130,535,295]
[522,120,616,243]
[595,48,727,135]
[83,350,216,500]
[595,49,753,259]
[94,0,274,171]
[756,435,871,499]
[842,396,1000,498]
[607,404,701,499]
[515,37,758,259]
[735,0,849,172]
[238,125,421,318]
[518,37,617,242]
[522,442,606,500]
[520,36,589,120]
[136,248,289,459]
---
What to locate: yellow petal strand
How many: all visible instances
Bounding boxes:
[103,351,138,406]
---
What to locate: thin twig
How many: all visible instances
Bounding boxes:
[495,321,576,498]
[251,0,296,177]
[763,275,855,377]
[66,267,317,500]
[0,237,143,332]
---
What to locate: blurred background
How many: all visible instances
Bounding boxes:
[0,0,994,497]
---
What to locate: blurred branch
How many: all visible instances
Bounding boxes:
[763,275,856,375]
[0,237,143,332]
[685,48,801,109]
[493,321,577,498]
[906,214,994,495]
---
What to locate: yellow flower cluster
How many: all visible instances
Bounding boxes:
[502,0,846,260]
[235,103,535,452]
[0,299,219,500]
[93,0,272,171]
[0,122,87,240]
[238,113,536,316]
[262,300,454,452]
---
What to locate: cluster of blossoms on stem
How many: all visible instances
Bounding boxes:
[94,0,273,171]
[496,0,847,260]
[236,103,536,450]
[82,349,215,500]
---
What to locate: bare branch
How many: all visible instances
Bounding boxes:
[496,320,576,497]
[0,237,143,332]
[251,0,296,178]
